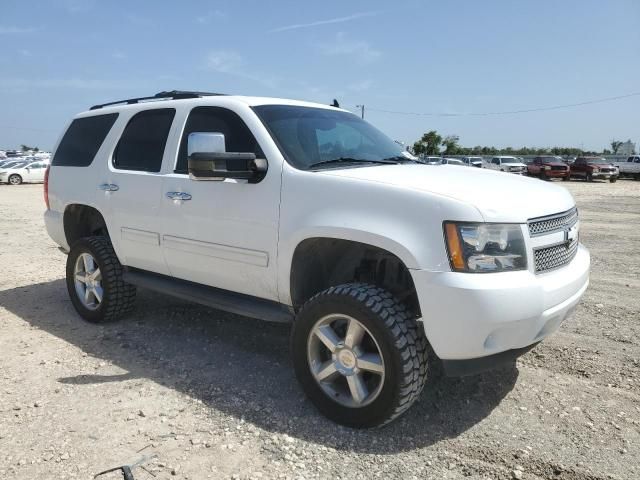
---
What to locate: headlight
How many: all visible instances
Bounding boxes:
[544,166,551,170]
[444,222,527,273]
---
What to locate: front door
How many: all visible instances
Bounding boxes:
[160,106,281,301]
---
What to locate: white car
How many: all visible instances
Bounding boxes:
[0,160,49,185]
[485,155,527,174]
[44,90,590,427]
[461,156,484,168]
[441,157,465,166]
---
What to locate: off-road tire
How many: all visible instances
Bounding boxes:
[66,236,136,323]
[8,174,22,185]
[291,283,429,428]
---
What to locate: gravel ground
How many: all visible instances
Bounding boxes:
[0,180,639,480]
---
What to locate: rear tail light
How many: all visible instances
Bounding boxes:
[44,165,50,209]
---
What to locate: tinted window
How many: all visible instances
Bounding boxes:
[176,107,263,173]
[114,109,175,172]
[52,113,118,167]
[492,158,500,165]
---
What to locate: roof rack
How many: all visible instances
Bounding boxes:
[89,90,226,110]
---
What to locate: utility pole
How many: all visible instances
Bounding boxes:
[356,104,365,119]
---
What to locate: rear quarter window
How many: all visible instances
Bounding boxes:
[52,113,119,167]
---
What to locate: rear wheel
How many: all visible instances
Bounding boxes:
[66,236,136,323]
[8,174,22,185]
[291,283,428,428]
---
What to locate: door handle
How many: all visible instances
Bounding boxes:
[98,183,119,192]
[166,192,192,201]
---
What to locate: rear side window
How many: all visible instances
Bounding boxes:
[175,106,263,173]
[113,108,175,172]
[52,113,118,167]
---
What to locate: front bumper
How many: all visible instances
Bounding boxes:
[411,244,590,363]
[543,170,570,178]
[591,172,616,179]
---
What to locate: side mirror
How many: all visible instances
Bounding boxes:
[187,132,267,182]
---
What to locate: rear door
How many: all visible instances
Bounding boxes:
[159,105,282,301]
[96,108,177,275]
[25,162,47,182]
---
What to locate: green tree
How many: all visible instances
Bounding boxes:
[20,144,39,152]
[413,130,442,156]
[610,140,623,154]
[442,135,460,155]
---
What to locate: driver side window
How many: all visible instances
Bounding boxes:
[175,106,263,174]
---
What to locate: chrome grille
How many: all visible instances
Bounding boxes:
[528,208,578,237]
[534,240,579,273]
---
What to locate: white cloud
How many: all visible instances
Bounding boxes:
[319,33,381,64]
[0,78,130,90]
[196,10,227,24]
[55,0,95,13]
[203,50,279,90]
[0,26,36,34]
[270,11,378,33]
[112,51,127,60]
[205,50,245,73]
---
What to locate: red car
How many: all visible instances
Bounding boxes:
[570,157,618,183]
[527,156,570,181]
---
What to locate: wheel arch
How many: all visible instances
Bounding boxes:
[286,235,420,316]
[63,204,110,247]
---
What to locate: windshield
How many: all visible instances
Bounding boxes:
[253,105,405,170]
[7,162,27,169]
[586,158,611,165]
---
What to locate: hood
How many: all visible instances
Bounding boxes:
[501,162,526,167]
[544,161,568,166]
[319,164,575,222]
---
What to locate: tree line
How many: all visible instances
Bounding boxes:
[411,131,632,157]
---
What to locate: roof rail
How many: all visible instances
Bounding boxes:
[89,90,225,110]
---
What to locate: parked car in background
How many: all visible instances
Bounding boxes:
[461,156,483,168]
[527,156,570,181]
[419,156,442,164]
[485,156,527,174]
[613,155,640,180]
[0,160,49,185]
[440,157,465,166]
[570,157,618,182]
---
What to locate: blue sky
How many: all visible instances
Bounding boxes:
[1,0,638,151]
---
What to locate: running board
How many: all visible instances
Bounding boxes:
[123,268,294,324]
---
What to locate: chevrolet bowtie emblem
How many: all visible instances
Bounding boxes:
[565,224,578,243]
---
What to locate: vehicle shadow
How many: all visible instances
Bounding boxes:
[0,279,518,454]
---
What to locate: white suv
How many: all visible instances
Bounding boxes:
[486,155,527,174]
[44,91,590,427]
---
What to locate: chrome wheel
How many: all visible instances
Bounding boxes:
[307,314,385,408]
[74,253,103,310]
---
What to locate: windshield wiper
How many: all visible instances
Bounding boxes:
[382,155,423,164]
[308,157,399,170]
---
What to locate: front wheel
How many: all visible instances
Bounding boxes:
[291,284,429,428]
[562,175,570,181]
[66,236,136,323]
[610,176,618,183]
[586,173,593,182]
[8,174,22,185]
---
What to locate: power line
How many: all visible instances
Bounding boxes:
[363,91,640,117]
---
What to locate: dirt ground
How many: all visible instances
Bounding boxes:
[1,179,639,480]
